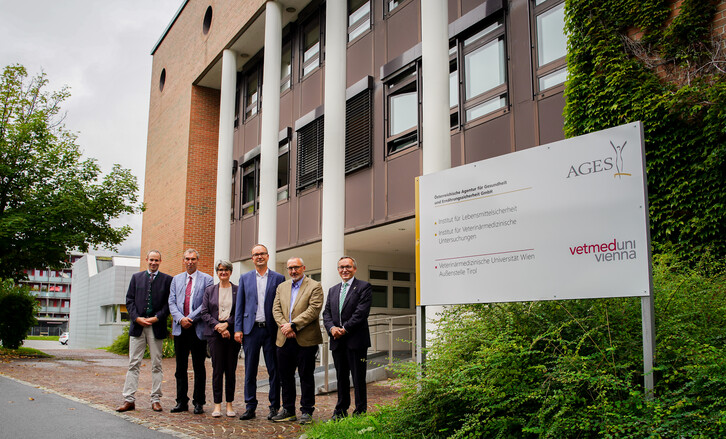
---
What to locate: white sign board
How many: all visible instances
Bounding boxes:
[417,122,651,306]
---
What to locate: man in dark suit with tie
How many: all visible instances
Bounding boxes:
[234,244,285,421]
[168,249,214,414]
[117,250,172,413]
[323,256,373,419]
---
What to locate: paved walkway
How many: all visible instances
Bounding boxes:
[0,345,401,438]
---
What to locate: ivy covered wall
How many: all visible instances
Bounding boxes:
[564,0,726,264]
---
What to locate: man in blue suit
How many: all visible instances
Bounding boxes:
[168,249,214,414]
[234,244,285,421]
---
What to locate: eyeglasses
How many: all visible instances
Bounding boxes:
[338,265,353,270]
[252,252,268,257]
[287,265,302,271]
[217,268,231,273]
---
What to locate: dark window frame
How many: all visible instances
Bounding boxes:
[458,16,509,125]
[277,139,291,201]
[348,0,371,42]
[280,34,293,93]
[300,8,325,79]
[532,0,567,96]
[240,159,258,217]
[384,64,421,157]
[244,62,262,120]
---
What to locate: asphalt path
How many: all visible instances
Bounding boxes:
[22,339,69,350]
[0,375,179,438]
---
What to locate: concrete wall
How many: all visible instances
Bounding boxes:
[69,255,140,349]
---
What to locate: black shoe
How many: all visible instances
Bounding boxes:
[331,410,348,420]
[239,409,255,420]
[170,403,188,413]
[193,403,204,414]
[352,410,366,416]
[267,408,278,420]
[271,408,296,422]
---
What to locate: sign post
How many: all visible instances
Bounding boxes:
[415,122,654,393]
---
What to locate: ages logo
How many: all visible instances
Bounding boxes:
[566,140,632,179]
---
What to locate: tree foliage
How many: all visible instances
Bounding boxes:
[0,279,37,349]
[563,0,726,264]
[0,64,142,280]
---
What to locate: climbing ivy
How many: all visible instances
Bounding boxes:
[564,0,726,266]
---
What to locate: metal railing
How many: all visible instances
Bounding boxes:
[320,313,415,392]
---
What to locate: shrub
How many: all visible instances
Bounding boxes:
[0,279,38,349]
[304,253,726,438]
[105,316,175,358]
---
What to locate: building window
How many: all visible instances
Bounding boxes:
[385,0,403,16]
[281,37,292,92]
[296,116,324,190]
[234,73,242,127]
[301,11,324,78]
[385,66,419,155]
[245,65,261,119]
[231,160,237,220]
[368,269,414,309]
[449,44,459,128]
[241,160,258,216]
[460,19,507,122]
[277,141,290,201]
[534,0,567,92]
[348,0,371,42]
[345,89,373,173]
[203,6,213,35]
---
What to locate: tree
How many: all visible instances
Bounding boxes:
[0,64,142,280]
[0,279,37,349]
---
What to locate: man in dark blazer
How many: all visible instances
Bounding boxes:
[233,244,285,421]
[322,256,373,419]
[117,250,172,413]
[168,249,214,414]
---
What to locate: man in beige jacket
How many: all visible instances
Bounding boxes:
[270,257,323,425]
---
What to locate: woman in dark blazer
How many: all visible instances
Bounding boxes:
[200,259,241,417]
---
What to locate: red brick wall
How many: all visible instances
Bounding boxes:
[140,0,265,273]
[184,86,220,274]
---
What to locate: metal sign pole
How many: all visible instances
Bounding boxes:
[641,295,655,398]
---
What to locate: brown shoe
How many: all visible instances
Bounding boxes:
[151,401,162,412]
[116,401,135,412]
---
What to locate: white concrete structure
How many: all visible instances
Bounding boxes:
[68,255,139,349]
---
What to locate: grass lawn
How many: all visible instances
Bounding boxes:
[27,335,60,341]
[0,346,52,358]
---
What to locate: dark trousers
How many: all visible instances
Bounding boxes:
[174,326,207,405]
[277,339,318,415]
[242,324,280,411]
[208,333,241,404]
[332,347,368,413]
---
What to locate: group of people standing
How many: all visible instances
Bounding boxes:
[115,244,373,425]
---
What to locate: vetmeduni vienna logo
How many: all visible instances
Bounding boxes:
[566,140,633,179]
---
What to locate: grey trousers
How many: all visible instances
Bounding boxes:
[122,326,164,403]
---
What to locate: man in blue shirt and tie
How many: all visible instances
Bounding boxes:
[168,249,213,414]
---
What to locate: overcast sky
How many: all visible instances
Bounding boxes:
[0,1,182,257]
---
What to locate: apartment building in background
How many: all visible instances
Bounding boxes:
[21,253,83,336]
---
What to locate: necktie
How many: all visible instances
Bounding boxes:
[146,272,156,316]
[339,282,348,314]
[184,275,192,316]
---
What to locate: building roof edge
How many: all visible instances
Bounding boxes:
[150,0,190,55]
